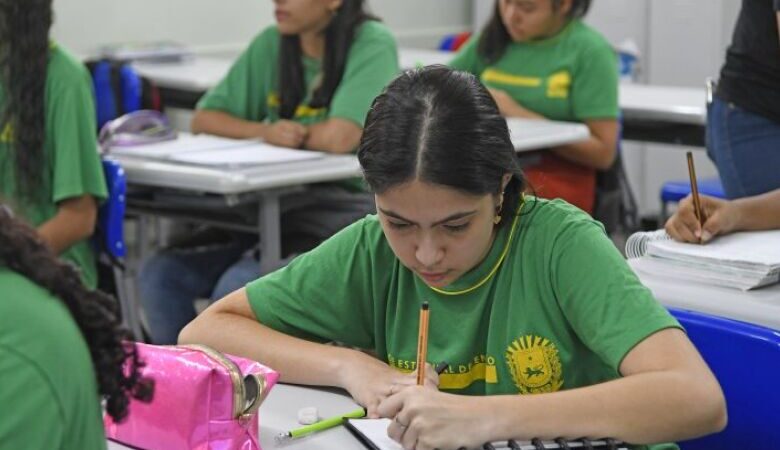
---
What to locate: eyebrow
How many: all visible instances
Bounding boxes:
[378,207,478,226]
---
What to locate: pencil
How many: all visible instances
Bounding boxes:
[275,407,366,443]
[686,151,705,234]
[416,302,430,386]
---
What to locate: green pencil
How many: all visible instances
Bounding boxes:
[275,407,367,443]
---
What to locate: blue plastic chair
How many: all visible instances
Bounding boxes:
[97,159,143,339]
[659,177,725,223]
[669,308,780,449]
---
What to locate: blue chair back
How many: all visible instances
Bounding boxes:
[669,308,780,449]
[97,159,127,259]
[660,177,725,204]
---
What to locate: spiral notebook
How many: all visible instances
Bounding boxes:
[626,229,780,290]
[345,418,629,450]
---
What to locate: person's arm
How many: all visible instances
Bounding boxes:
[666,189,780,243]
[191,110,308,148]
[488,88,619,171]
[379,328,726,449]
[303,118,362,154]
[36,194,98,255]
[179,288,439,417]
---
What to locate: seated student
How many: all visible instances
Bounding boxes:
[0,0,107,289]
[180,67,726,449]
[665,189,780,243]
[139,0,399,344]
[0,205,152,449]
[449,0,618,214]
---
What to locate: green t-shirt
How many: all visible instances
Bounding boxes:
[0,268,106,450]
[247,198,679,450]
[0,44,107,289]
[449,20,619,122]
[198,20,398,128]
[198,21,398,192]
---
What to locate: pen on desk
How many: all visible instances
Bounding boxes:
[416,302,430,385]
[275,407,366,444]
[686,151,705,239]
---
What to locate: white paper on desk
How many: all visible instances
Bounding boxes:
[108,133,257,158]
[169,144,324,167]
[647,230,780,271]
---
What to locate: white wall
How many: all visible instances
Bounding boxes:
[51,0,471,57]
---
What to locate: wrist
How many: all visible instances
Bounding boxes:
[334,347,370,389]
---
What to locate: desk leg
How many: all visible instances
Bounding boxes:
[259,193,282,275]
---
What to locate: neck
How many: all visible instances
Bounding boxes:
[300,30,326,59]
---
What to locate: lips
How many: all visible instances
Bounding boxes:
[418,271,448,284]
[275,10,289,21]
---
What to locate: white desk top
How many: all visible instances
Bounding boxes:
[109,151,361,195]
[507,118,590,151]
[133,52,707,128]
[619,84,706,126]
[398,48,452,70]
[629,258,780,331]
[108,383,366,450]
[133,57,232,91]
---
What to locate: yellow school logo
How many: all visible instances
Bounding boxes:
[0,122,14,143]
[546,71,571,98]
[506,335,563,394]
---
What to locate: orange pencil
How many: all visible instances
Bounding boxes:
[686,152,705,236]
[416,302,430,386]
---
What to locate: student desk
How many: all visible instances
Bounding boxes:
[629,258,780,331]
[619,84,707,147]
[114,119,587,273]
[107,383,367,450]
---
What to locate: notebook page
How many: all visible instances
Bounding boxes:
[345,419,629,450]
[168,144,324,167]
[109,133,257,158]
[647,230,780,269]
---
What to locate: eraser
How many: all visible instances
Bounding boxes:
[297,406,319,425]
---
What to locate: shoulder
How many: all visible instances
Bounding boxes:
[353,20,397,48]
[566,20,615,56]
[245,25,281,56]
[519,197,606,243]
[47,43,91,90]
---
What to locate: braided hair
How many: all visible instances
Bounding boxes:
[0,205,153,421]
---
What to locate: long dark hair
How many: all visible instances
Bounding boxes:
[0,0,51,200]
[478,0,592,64]
[0,205,153,422]
[278,0,376,119]
[358,65,526,226]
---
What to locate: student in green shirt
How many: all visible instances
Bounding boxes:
[139,0,399,345]
[0,204,152,449]
[450,0,619,215]
[181,67,726,449]
[0,0,108,289]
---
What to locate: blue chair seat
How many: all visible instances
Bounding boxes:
[659,177,725,223]
[661,177,725,203]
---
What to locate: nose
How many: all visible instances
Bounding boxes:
[415,234,444,268]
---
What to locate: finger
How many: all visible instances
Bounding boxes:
[668,218,698,243]
[401,420,420,450]
[386,414,408,443]
[376,389,407,419]
[701,211,725,243]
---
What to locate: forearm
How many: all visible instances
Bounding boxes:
[552,136,616,170]
[733,189,780,231]
[191,110,269,140]
[304,119,360,154]
[481,371,725,444]
[37,197,97,254]
[178,309,362,388]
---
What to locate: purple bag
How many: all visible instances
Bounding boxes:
[105,343,280,450]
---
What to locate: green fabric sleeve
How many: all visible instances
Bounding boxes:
[47,65,107,204]
[550,218,681,373]
[571,42,619,120]
[448,34,483,74]
[196,28,276,121]
[0,347,64,450]
[328,22,399,127]
[246,219,379,348]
